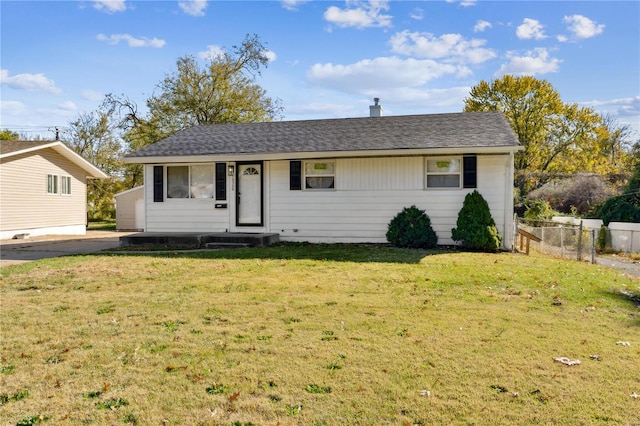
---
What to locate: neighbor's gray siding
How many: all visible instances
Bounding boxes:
[0,147,88,238]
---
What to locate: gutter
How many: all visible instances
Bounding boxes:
[123,145,524,164]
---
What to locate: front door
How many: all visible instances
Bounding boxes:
[236,162,263,226]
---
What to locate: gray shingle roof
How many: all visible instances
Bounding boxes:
[0,140,57,156]
[126,111,520,159]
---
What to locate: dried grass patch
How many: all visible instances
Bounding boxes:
[1,247,638,425]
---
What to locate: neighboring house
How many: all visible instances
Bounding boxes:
[124,104,522,248]
[115,186,145,231]
[0,140,107,239]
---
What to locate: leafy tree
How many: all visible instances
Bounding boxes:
[0,129,19,140]
[624,141,640,192]
[594,142,640,224]
[451,191,502,251]
[66,110,124,220]
[523,199,557,221]
[386,205,438,249]
[464,76,563,172]
[104,33,282,188]
[525,174,613,215]
[463,76,626,182]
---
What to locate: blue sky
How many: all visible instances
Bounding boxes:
[1,0,639,140]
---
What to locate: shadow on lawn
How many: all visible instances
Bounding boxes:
[603,288,640,326]
[106,242,451,264]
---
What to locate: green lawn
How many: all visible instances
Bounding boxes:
[86,220,117,231]
[0,245,638,425]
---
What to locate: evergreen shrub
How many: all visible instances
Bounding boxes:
[452,190,502,252]
[386,205,438,249]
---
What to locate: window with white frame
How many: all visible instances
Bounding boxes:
[47,174,58,194]
[167,165,215,199]
[61,176,71,195]
[425,157,461,188]
[304,161,335,189]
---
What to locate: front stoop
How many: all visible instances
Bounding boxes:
[119,232,279,249]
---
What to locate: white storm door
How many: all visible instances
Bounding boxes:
[236,163,263,226]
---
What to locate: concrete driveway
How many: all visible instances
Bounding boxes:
[0,231,135,267]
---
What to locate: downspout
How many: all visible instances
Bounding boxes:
[504,151,515,250]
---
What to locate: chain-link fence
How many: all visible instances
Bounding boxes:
[516,217,597,263]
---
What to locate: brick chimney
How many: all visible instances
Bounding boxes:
[369,97,383,117]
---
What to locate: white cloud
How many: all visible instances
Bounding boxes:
[389,31,496,65]
[197,45,275,62]
[264,49,277,63]
[473,20,492,33]
[410,8,424,21]
[281,0,310,11]
[92,0,126,13]
[446,0,477,7]
[198,45,225,60]
[516,18,546,40]
[307,56,462,93]
[384,86,473,110]
[97,33,166,48]
[178,0,208,17]
[556,34,569,43]
[563,14,605,39]
[57,101,77,112]
[324,1,392,29]
[579,96,640,135]
[81,89,104,102]
[0,69,63,94]
[580,96,640,116]
[0,100,27,116]
[496,48,561,76]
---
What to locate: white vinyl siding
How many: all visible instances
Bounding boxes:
[143,155,512,248]
[270,156,509,245]
[1,148,88,237]
[115,186,144,231]
[144,165,229,232]
[338,157,423,190]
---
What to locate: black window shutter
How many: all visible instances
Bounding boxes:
[463,155,477,188]
[215,163,227,200]
[290,160,302,190]
[153,165,164,202]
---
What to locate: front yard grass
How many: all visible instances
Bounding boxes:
[1,245,638,425]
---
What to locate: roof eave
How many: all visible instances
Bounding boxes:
[51,144,109,178]
[1,141,108,178]
[123,145,523,164]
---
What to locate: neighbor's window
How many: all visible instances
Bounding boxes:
[47,174,58,194]
[167,165,215,199]
[61,176,71,195]
[425,157,461,188]
[305,161,335,189]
